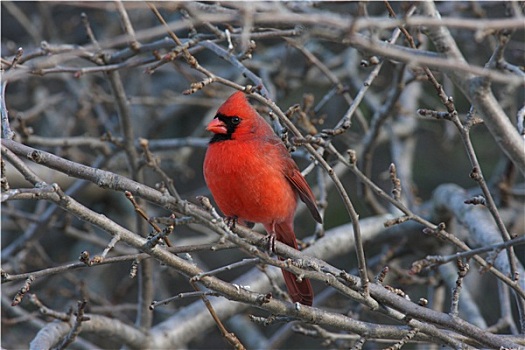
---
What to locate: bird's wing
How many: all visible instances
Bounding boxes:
[285,166,323,224]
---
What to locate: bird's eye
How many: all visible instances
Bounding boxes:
[231,117,241,125]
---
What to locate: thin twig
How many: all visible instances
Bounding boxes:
[1,81,15,139]
[190,280,247,350]
[115,0,141,51]
[449,258,469,317]
[54,300,90,350]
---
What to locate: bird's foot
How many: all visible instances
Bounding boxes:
[265,232,277,254]
[225,217,256,229]
[224,216,238,229]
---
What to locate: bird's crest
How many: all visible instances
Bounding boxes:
[217,91,258,120]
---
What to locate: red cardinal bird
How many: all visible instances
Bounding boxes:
[203,91,322,306]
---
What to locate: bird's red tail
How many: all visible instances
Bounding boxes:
[281,266,313,306]
[275,221,313,306]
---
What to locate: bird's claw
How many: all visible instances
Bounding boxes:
[225,216,238,229]
[226,217,256,229]
[266,232,276,254]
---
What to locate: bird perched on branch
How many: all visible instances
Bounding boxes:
[203,91,322,306]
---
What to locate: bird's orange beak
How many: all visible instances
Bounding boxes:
[206,118,227,134]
